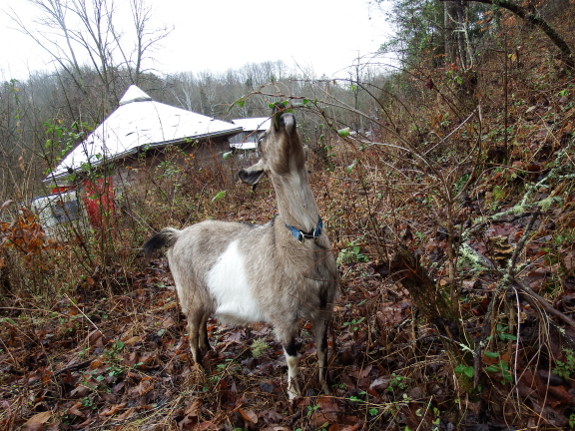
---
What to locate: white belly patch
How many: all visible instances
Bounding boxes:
[206,240,266,323]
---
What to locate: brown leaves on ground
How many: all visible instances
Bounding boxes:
[0,251,425,430]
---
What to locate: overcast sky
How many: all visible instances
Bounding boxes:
[0,0,391,81]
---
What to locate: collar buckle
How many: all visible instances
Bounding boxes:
[285,217,323,243]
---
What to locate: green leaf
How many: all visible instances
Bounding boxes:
[454,364,467,374]
[455,364,474,378]
[211,190,226,202]
[338,127,350,138]
[346,159,357,173]
[222,151,233,160]
[499,333,517,341]
[501,370,513,382]
[228,97,246,111]
[485,365,499,373]
[484,351,499,359]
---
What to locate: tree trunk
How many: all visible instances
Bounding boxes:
[454,0,468,69]
[444,1,457,65]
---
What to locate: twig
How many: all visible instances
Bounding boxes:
[53,359,94,377]
[513,278,575,331]
[508,209,540,277]
[474,210,540,388]
[65,294,104,336]
[423,109,477,156]
[511,286,521,406]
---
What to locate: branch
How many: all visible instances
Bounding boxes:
[454,0,573,67]
[513,278,575,331]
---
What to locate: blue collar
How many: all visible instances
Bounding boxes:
[285,217,323,243]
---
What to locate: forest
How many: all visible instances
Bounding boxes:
[2,0,575,429]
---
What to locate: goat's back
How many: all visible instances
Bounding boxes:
[164,218,338,325]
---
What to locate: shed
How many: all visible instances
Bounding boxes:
[45,85,243,185]
[40,85,242,231]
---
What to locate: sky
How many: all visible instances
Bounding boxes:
[0,0,392,81]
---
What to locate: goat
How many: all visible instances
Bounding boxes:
[142,104,339,399]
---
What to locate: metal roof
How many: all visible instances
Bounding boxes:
[230,142,258,150]
[231,117,271,132]
[45,85,242,182]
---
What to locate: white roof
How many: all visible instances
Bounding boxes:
[45,85,242,182]
[231,117,271,132]
[231,142,258,150]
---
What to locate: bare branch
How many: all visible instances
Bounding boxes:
[452,0,573,67]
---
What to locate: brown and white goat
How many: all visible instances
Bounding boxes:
[142,105,339,399]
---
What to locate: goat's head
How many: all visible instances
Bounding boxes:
[238,103,305,186]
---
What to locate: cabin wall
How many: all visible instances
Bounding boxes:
[111,136,237,194]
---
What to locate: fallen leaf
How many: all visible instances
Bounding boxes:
[123,335,143,345]
[369,376,390,391]
[128,378,153,397]
[70,385,90,398]
[239,408,258,423]
[99,402,127,417]
[116,407,135,420]
[359,365,372,379]
[162,317,176,328]
[67,403,85,418]
[23,411,52,431]
[184,400,202,416]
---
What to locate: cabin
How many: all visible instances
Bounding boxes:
[39,85,242,236]
[45,85,242,188]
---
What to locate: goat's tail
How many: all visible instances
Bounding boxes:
[142,228,180,256]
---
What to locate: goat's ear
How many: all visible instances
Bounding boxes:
[238,168,265,186]
[238,159,266,186]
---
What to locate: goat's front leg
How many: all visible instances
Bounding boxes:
[283,338,300,400]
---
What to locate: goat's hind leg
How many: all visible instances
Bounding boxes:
[198,313,211,355]
[314,316,332,395]
[187,311,211,366]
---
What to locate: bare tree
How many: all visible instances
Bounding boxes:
[110,0,171,86]
[6,0,171,108]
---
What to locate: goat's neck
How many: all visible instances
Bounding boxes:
[273,169,320,232]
